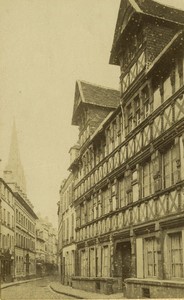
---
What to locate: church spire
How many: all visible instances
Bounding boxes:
[4,121,26,195]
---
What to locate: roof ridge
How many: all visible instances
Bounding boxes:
[78,79,119,92]
[151,0,184,12]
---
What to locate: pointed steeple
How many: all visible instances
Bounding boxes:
[4,121,26,195]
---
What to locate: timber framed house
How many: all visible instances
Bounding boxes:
[66,0,184,297]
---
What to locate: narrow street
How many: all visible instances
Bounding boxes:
[1,278,76,300]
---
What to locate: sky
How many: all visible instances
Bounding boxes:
[0,0,184,227]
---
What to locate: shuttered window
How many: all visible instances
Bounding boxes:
[89,248,96,277]
[144,237,157,278]
[102,246,110,277]
[169,232,183,278]
[80,250,88,277]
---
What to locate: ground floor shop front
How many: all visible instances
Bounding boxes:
[14,247,36,280]
[72,214,184,297]
[0,249,14,282]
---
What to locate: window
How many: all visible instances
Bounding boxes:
[153,85,161,111]
[89,248,95,277]
[102,188,110,215]
[127,104,133,133]
[66,218,69,241]
[163,149,171,188]
[80,250,88,277]
[134,95,141,126]
[16,233,18,246]
[102,246,110,277]
[88,199,93,222]
[7,211,10,226]
[142,86,150,118]
[80,204,85,226]
[163,144,179,189]
[71,213,74,238]
[118,177,125,207]
[97,194,102,218]
[111,120,117,149]
[168,232,183,278]
[125,171,133,204]
[142,160,153,197]
[63,220,65,242]
[4,209,6,224]
[163,75,172,101]
[144,237,157,277]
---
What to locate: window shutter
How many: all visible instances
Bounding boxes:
[136,238,144,278]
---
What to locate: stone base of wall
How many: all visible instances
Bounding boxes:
[63,276,73,287]
[72,277,123,294]
[125,278,184,298]
[14,273,37,282]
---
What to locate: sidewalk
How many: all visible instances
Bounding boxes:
[50,281,125,299]
[1,277,42,290]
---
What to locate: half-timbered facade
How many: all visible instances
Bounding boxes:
[69,0,184,297]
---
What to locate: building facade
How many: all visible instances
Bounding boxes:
[0,179,15,282]
[36,215,58,276]
[58,172,76,286]
[4,122,37,280]
[66,0,184,297]
[13,193,37,279]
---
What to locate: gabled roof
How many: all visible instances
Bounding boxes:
[136,0,184,24]
[110,0,184,64]
[72,80,120,125]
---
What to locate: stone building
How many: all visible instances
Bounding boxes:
[4,122,37,280]
[36,215,58,276]
[58,171,76,286]
[66,0,184,297]
[0,179,15,282]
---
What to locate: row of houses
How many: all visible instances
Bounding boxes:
[0,123,58,282]
[58,0,184,298]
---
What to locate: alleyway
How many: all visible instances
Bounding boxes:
[1,277,76,300]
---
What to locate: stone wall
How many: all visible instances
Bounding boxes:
[72,277,123,294]
[125,278,184,299]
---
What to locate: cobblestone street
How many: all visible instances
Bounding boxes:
[1,278,76,300]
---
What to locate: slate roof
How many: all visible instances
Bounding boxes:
[110,0,184,64]
[136,0,184,24]
[72,80,120,125]
[79,80,120,108]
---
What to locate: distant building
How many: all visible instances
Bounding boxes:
[58,172,76,286]
[36,215,58,276]
[4,122,37,280]
[0,179,15,282]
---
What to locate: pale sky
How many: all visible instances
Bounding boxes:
[0,0,184,227]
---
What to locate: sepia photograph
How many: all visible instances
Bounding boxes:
[1,0,184,299]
